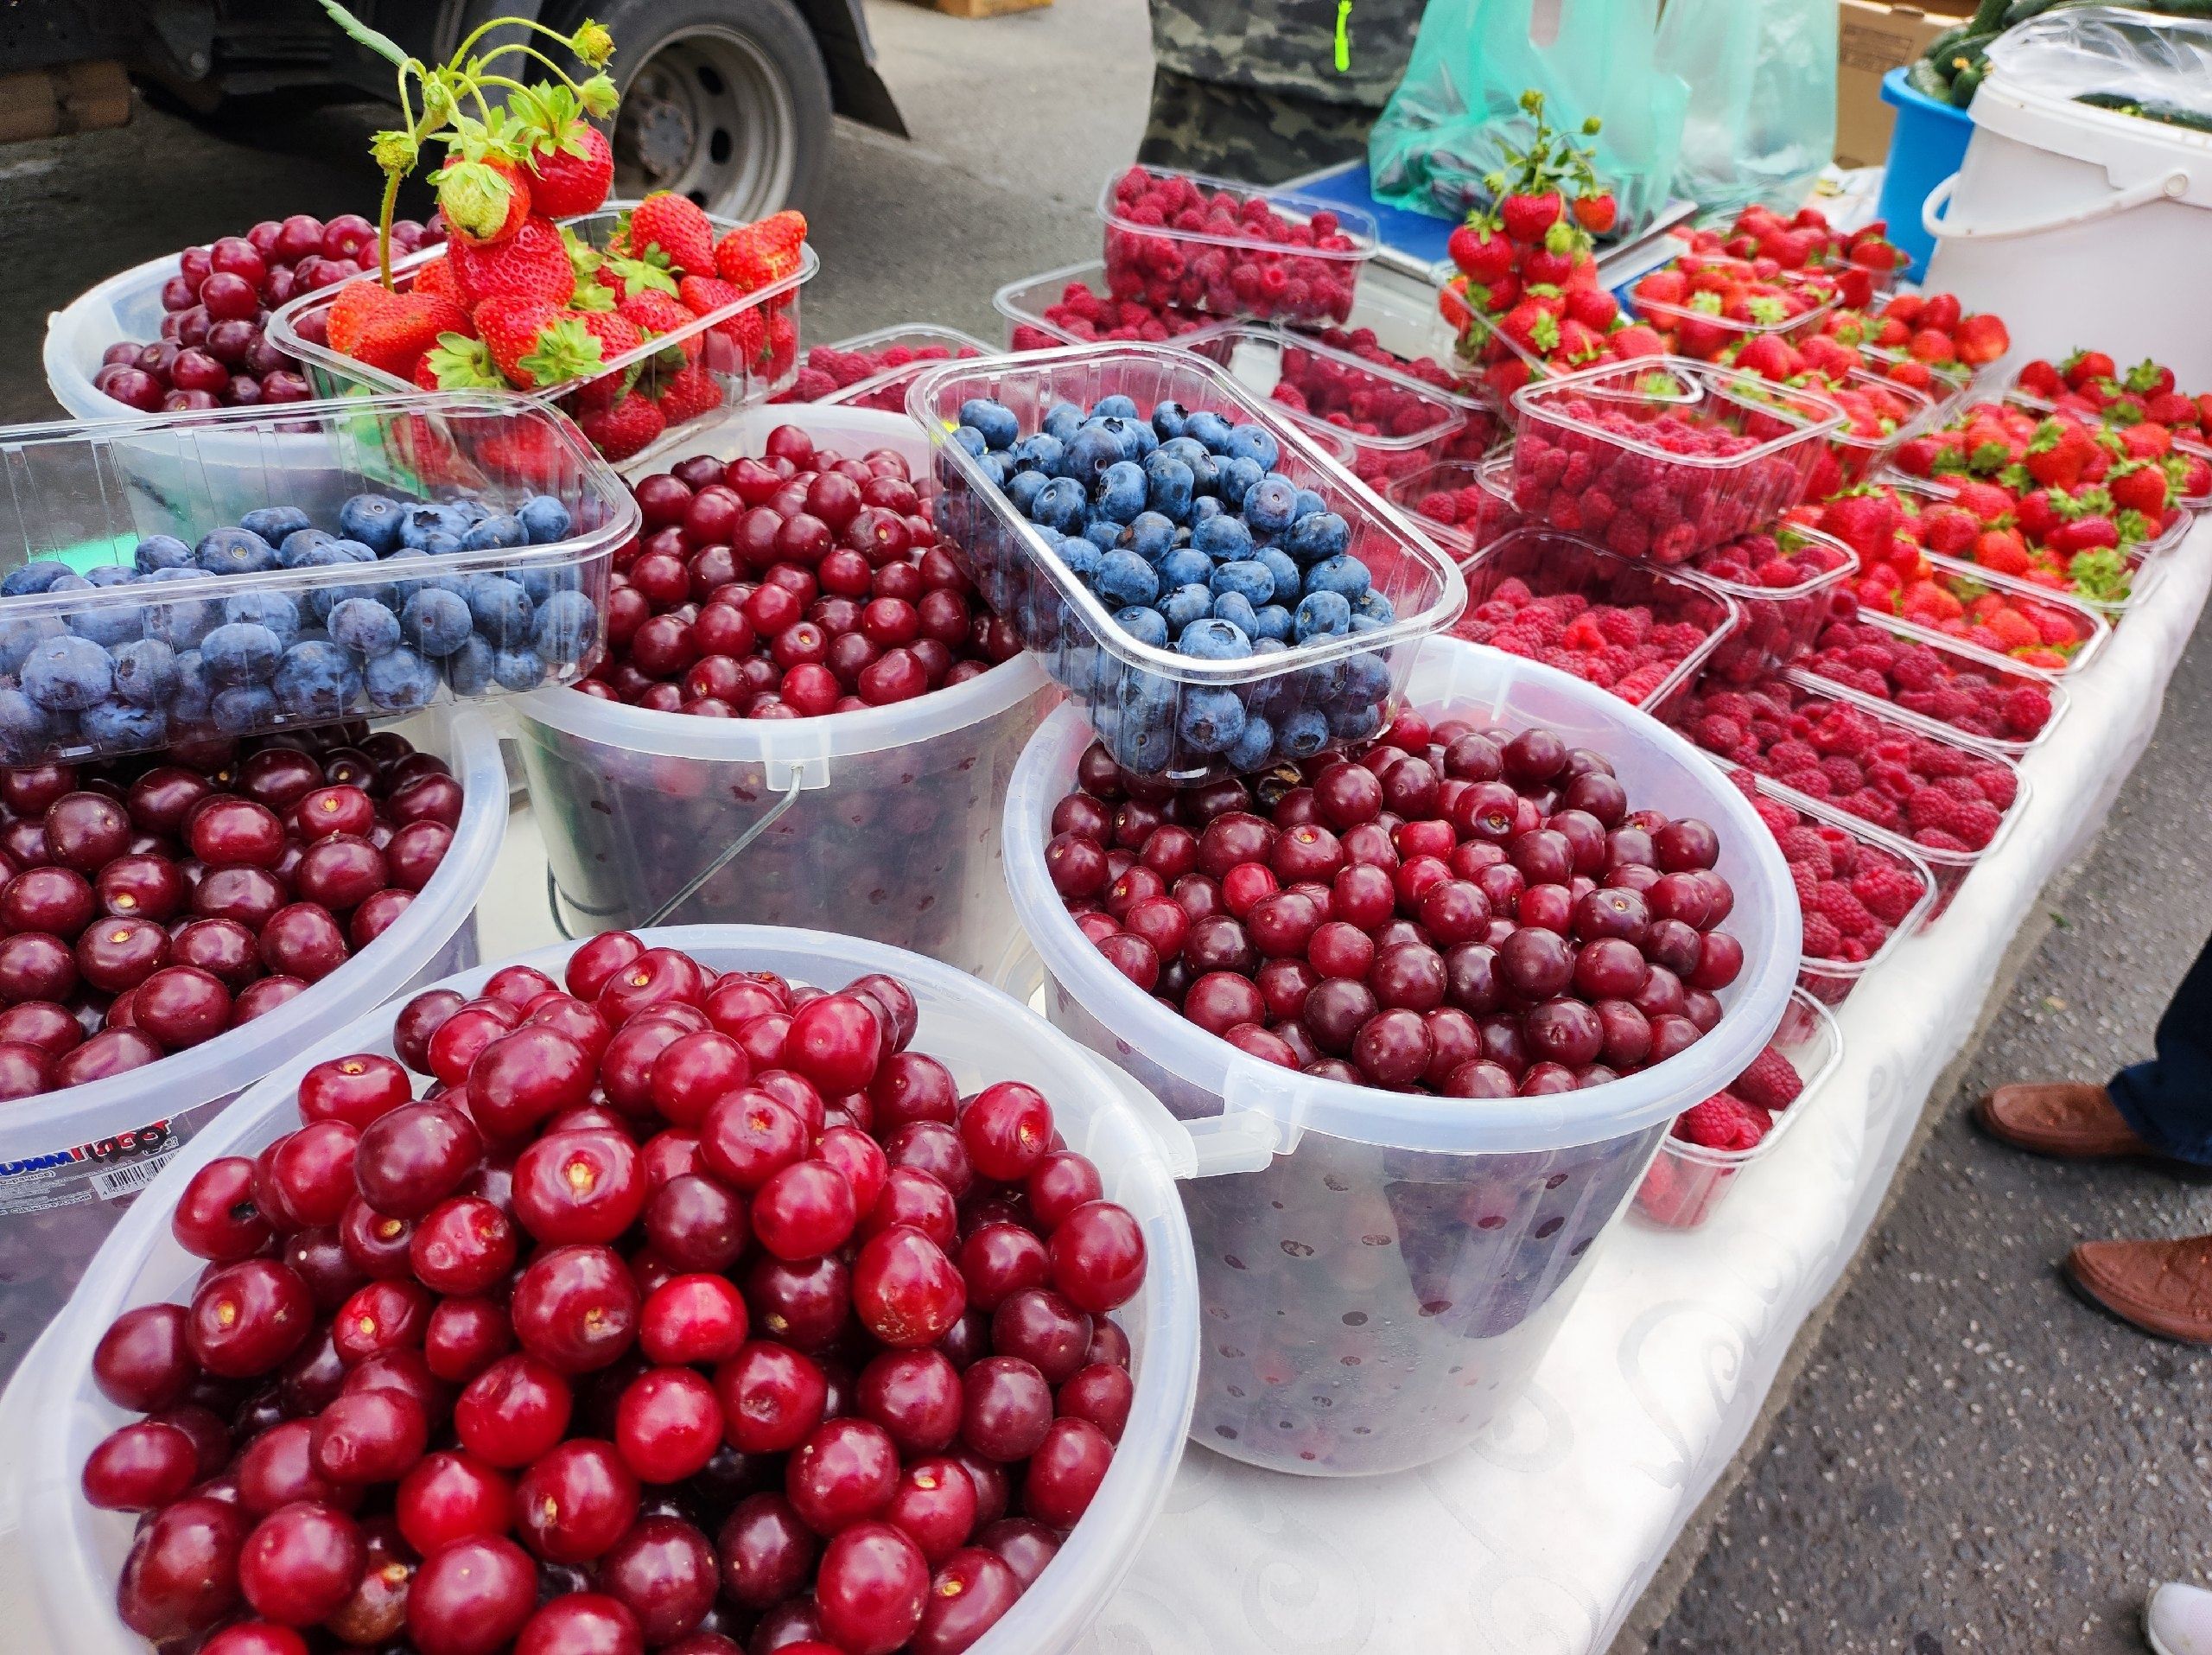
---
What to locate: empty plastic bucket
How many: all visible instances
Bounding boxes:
[1001,633,1798,1475]
[0,706,505,1382]
[514,405,1057,976]
[0,925,1200,1655]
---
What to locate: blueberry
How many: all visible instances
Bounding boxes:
[517,563,579,607]
[339,493,405,553]
[1294,590,1353,640]
[975,453,1013,491]
[1350,613,1390,635]
[1152,400,1192,440]
[1305,554,1372,600]
[171,651,212,726]
[400,503,473,551]
[1293,488,1328,521]
[305,548,395,623]
[1226,712,1276,770]
[47,574,90,595]
[1010,434,1065,475]
[1286,512,1351,563]
[1185,411,1234,452]
[385,550,449,608]
[1077,517,1122,554]
[517,494,573,544]
[951,426,988,459]
[419,531,466,557]
[1352,590,1397,626]
[1278,706,1332,758]
[463,576,534,647]
[1143,456,1194,522]
[111,639,179,706]
[1177,686,1248,755]
[71,589,147,650]
[81,698,166,752]
[4,560,76,597]
[493,648,546,691]
[278,528,336,570]
[210,684,278,734]
[1192,515,1254,561]
[449,499,490,525]
[1029,476,1087,534]
[1190,495,1225,527]
[1105,709,1174,774]
[1094,461,1147,525]
[957,399,1020,450]
[1052,535,1102,584]
[1159,546,1211,589]
[1120,512,1175,564]
[200,621,283,686]
[0,689,50,764]
[442,636,495,697]
[240,506,312,544]
[328,596,402,658]
[1042,402,1084,444]
[1217,455,1264,510]
[1125,420,1159,461]
[142,570,216,650]
[1179,617,1251,660]
[1256,547,1301,601]
[1243,476,1298,535]
[1160,582,1212,633]
[404,583,477,654]
[131,537,193,576]
[222,591,302,650]
[365,646,440,710]
[461,514,527,552]
[1225,424,1281,470]
[1086,394,1135,421]
[1211,559,1276,606]
[194,527,278,576]
[1006,472,1049,517]
[22,634,112,710]
[1339,650,1391,702]
[1328,700,1385,742]
[1211,591,1260,636]
[1249,603,1294,644]
[1065,423,1125,484]
[533,589,599,667]
[1113,607,1169,650]
[1094,550,1159,609]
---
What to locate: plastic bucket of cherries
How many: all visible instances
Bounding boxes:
[0,925,1202,1655]
[1000,632,1800,1476]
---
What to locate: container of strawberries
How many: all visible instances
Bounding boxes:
[1624,253,1840,363]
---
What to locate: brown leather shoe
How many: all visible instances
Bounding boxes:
[2065,1237,2212,1344]
[1974,1081,2160,1160]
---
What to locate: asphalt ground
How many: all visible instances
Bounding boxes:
[3,5,2209,1647]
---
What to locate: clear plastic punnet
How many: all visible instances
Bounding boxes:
[0,392,636,764]
[1630,987,1843,1230]
[1625,282,1840,360]
[1451,525,1742,720]
[1382,455,1523,556]
[0,705,505,1384]
[1789,610,2071,759]
[1097,164,1379,327]
[907,343,1465,785]
[270,205,817,467]
[1509,358,1845,563]
[1001,634,1799,1475]
[1821,366,1941,489]
[991,258,1235,353]
[1682,520,1859,685]
[775,323,993,411]
[516,404,1055,977]
[0,926,1201,1655]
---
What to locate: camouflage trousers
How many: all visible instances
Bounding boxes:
[1138,67,1381,187]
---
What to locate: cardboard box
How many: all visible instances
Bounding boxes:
[1837,0,1952,168]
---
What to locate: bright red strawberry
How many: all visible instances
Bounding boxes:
[2014,358,2065,400]
[512,84,614,218]
[626,192,717,277]
[412,255,461,304]
[450,215,574,309]
[1446,221,1513,283]
[597,252,679,302]
[2063,348,2116,389]
[654,361,722,425]
[578,391,666,461]
[1500,191,1562,245]
[1572,191,1618,235]
[1610,322,1666,359]
[1952,312,2009,367]
[619,289,700,347]
[714,211,808,290]
[1563,285,1618,331]
[2120,422,2172,460]
[328,283,472,379]
[2107,461,2169,517]
[475,296,603,389]
[576,309,645,367]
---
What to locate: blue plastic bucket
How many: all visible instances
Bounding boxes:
[1876,67,1975,280]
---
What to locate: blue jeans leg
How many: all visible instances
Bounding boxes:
[2108,933,2212,1166]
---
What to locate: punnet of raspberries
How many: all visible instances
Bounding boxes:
[1675,676,2020,856]
[1008,273,1221,350]
[1388,461,1520,551]
[774,335,985,411]
[1798,616,2059,746]
[1046,705,1748,1097]
[1633,1028,1815,1227]
[1685,524,1858,685]
[590,425,1019,717]
[1726,769,1931,970]
[1305,324,1489,404]
[1510,361,1840,563]
[1102,165,1367,326]
[86,936,1147,1655]
[1262,335,1488,486]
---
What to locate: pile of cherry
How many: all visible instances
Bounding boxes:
[85,936,1146,1655]
[588,427,1021,717]
[0,724,460,1098]
[1044,706,1745,1094]
[95,213,445,415]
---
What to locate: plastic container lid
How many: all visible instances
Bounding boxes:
[1002,632,1800,1157]
[0,926,1201,1655]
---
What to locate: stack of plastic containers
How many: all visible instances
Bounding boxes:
[774,323,992,411]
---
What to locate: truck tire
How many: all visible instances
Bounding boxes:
[559,0,833,220]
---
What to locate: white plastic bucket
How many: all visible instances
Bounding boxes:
[0,925,1200,1655]
[1001,633,1799,1475]
[0,707,506,1381]
[515,405,1057,977]
[1924,74,2212,385]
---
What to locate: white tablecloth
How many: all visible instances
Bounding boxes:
[1071,521,2212,1655]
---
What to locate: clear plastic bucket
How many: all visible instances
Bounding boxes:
[1000,633,1799,1474]
[0,705,505,1382]
[42,252,185,424]
[515,405,1056,975]
[0,926,1200,1655]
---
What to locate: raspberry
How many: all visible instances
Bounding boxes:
[1812,882,1876,937]
[1695,714,1745,752]
[1905,786,1964,835]
[1801,912,1843,957]
[1952,799,2002,848]
[1789,861,1820,909]
[1753,798,1798,837]
[1821,826,1859,876]
[1676,1091,1768,1151]
[1821,757,1866,795]
[1770,738,1822,773]
[2001,684,2052,735]
[1634,1153,1712,1227]
[1734,1047,1804,1112]
[1917,828,1971,851]
[1852,858,1923,926]
[1974,765,2018,811]
[1778,826,1834,878]
[1597,608,1649,646]
[1780,767,1832,799]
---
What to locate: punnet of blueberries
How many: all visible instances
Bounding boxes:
[931,386,1440,780]
[0,489,601,763]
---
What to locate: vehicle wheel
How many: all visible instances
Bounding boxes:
[556,0,833,220]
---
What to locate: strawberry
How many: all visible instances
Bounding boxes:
[619,289,701,349]
[412,256,461,305]
[1446,222,1513,283]
[1609,323,1666,359]
[597,252,680,302]
[677,273,769,358]
[475,296,604,390]
[1563,286,1618,331]
[2108,460,2169,517]
[512,83,614,218]
[430,112,534,247]
[577,391,666,461]
[626,193,717,277]
[576,309,646,367]
[1572,191,1618,234]
[2014,358,2065,400]
[1500,191,1562,245]
[450,216,575,309]
[655,361,722,426]
[2120,422,2171,460]
[714,211,808,291]
[327,283,472,379]
[1971,529,2031,577]
[1951,312,2009,367]
[416,332,506,391]
[2063,349,2116,388]
[764,310,798,379]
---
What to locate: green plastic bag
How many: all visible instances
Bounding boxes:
[1656,0,1839,220]
[1365,0,1688,233]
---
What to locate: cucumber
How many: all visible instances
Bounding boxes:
[1948,51,1989,107]
[2000,0,2072,25]
[1907,59,1954,100]
[1924,23,1971,63]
